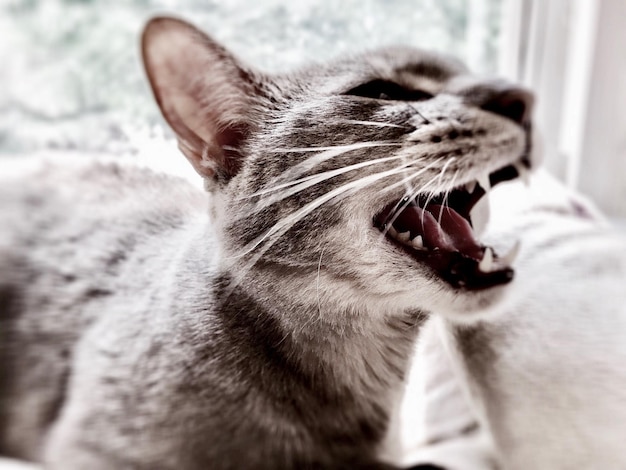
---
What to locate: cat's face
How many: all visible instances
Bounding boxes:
[143,18,533,318]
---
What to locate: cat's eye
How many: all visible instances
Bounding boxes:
[344,79,433,102]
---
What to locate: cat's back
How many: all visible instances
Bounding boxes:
[1,154,206,246]
[0,154,209,316]
[0,154,211,458]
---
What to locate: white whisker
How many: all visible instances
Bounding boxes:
[236,155,423,221]
[272,142,400,153]
[244,153,411,200]
[335,119,407,128]
[379,158,444,196]
[441,169,460,222]
[437,157,457,188]
[377,193,413,241]
[236,164,420,257]
[270,142,402,187]
[376,158,445,241]
[434,158,456,223]
[223,163,419,296]
[417,173,447,229]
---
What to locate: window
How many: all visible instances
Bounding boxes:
[2,0,623,220]
[500,0,626,220]
[0,0,504,157]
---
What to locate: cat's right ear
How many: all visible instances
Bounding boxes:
[142,17,266,183]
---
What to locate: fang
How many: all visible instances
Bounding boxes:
[478,174,491,192]
[478,247,494,272]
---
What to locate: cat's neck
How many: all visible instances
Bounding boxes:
[216,262,425,410]
[173,225,425,459]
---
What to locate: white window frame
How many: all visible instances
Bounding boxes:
[498,0,626,219]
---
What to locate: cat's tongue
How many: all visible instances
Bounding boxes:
[392,204,483,260]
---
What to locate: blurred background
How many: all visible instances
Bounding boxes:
[1,0,624,221]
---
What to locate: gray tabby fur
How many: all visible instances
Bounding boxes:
[0,17,531,469]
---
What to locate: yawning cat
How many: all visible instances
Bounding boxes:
[0,16,532,469]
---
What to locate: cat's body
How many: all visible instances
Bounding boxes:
[1,159,211,463]
[0,17,534,469]
[2,158,427,469]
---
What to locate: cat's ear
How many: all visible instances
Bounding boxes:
[142,17,265,181]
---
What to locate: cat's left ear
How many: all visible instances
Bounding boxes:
[142,17,269,183]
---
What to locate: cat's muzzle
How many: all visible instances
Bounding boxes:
[374,160,529,290]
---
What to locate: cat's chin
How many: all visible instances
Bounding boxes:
[426,280,512,323]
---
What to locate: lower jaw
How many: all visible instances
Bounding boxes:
[389,238,514,291]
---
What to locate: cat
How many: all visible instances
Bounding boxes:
[403,173,626,469]
[0,16,533,469]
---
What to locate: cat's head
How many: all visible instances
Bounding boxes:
[142,17,534,319]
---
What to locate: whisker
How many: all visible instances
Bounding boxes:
[235,163,422,257]
[434,158,457,223]
[223,163,420,296]
[335,119,407,129]
[236,155,423,221]
[272,141,400,153]
[225,149,458,298]
[375,158,445,241]
[270,142,402,187]
[417,173,448,231]
[244,153,412,200]
[441,169,460,222]
[378,159,446,236]
[377,192,414,242]
[407,103,432,125]
[379,158,444,196]
[437,157,457,188]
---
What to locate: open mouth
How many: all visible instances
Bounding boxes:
[374,159,529,290]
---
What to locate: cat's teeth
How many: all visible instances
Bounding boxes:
[397,231,411,243]
[465,180,477,194]
[387,226,398,238]
[411,235,425,249]
[469,194,490,237]
[478,247,494,272]
[513,161,531,187]
[500,240,521,266]
[477,174,491,192]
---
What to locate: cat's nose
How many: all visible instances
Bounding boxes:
[480,87,534,127]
